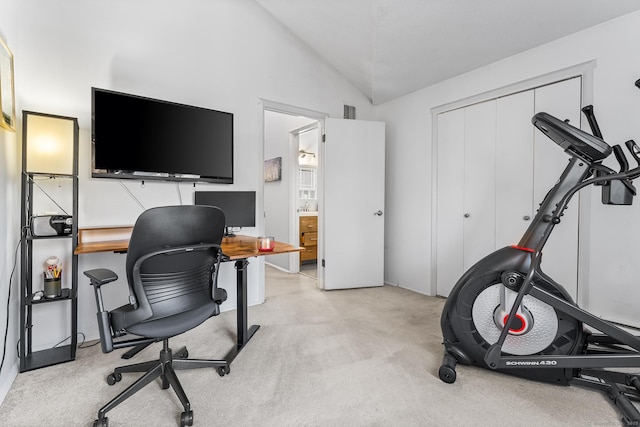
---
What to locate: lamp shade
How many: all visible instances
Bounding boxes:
[24,112,75,174]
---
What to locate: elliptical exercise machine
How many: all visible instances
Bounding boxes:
[439,80,640,424]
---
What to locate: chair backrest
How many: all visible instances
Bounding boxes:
[125,205,225,322]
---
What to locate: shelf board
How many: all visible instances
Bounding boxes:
[30,288,72,304]
[24,171,75,178]
[20,345,75,372]
[26,234,73,241]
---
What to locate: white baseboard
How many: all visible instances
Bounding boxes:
[265,261,291,273]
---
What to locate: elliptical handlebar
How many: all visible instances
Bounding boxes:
[536,93,640,216]
[581,105,637,174]
[625,139,640,165]
[582,105,603,138]
[578,103,638,206]
[612,145,630,172]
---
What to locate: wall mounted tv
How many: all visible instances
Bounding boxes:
[91,87,233,183]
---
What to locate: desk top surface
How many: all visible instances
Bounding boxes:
[75,226,301,260]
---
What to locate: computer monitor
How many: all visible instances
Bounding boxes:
[194,191,256,236]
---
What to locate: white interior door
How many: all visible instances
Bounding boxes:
[322,118,385,290]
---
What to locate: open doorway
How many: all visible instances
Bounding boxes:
[262,103,325,282]
[294,122,319,278]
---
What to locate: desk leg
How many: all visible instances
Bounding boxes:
[225,258,260,364]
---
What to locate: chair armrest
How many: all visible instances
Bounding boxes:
[84,268,118,288]
[84,268,119,353]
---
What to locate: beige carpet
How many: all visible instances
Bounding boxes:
[0,266,625,426]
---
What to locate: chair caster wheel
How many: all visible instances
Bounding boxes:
[180,410,193,426]
[106,372,122,386]
[438,365,457,384]
[93,417,108,427]
[217,365,230,377]
[181,350,189,359]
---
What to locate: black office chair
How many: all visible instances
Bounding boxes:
[84,205,230,427]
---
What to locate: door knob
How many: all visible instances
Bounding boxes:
[523,215,531,221]
[464,213,470,218]
[374,210,383,216]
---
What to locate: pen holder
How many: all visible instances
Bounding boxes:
[44,274,62,298]
[258,236,275,252]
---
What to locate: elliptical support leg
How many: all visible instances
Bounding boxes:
[606,383,640,426]
[438,352,458,384]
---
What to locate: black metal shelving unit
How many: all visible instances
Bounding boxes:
[19,111,79,372]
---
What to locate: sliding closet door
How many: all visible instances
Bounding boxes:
[436,101,496,297]
[435,77,582,298]
[435,108,465,297]
[463,101,497,269]
[495,91,535,248]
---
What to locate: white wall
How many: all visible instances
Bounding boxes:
[0,0,20,404]
[378,10,640,312]
[0,0,375,395]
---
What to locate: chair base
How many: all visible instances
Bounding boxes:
[94,339,229,427]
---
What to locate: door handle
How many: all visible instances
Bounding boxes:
[523,215,531,221]
[374,210,383,216]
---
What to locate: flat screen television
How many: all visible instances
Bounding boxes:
[194,191,256,236]
[91,88,233,183]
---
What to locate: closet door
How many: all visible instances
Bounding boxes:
[435,77,582,298]
[463,101,497,269]
[533,78,582,300]
[436,108,465,297]
[495,91,535,248]
[436,101,496,297]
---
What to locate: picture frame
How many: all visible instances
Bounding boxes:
[0,34,16,132]
[264,157,282,182]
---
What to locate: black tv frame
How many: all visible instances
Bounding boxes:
[91,87,234,184]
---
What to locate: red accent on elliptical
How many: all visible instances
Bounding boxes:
[510,245,535,253]
[503,313,527,334]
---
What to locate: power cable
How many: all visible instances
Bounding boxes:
[0,232,24,374]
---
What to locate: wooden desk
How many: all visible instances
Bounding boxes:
[75,226,301,363]
[75,226,298,260]
[75,226,132,255]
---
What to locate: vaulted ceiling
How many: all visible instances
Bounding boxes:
[255,0,640,105]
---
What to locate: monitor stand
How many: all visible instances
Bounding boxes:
[224,226,236,237]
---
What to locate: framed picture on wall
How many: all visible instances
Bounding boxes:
[0,34,15,132]
[264,157,282,182]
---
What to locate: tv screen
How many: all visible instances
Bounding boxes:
[194,191,256,235]
[91,88,233,183]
